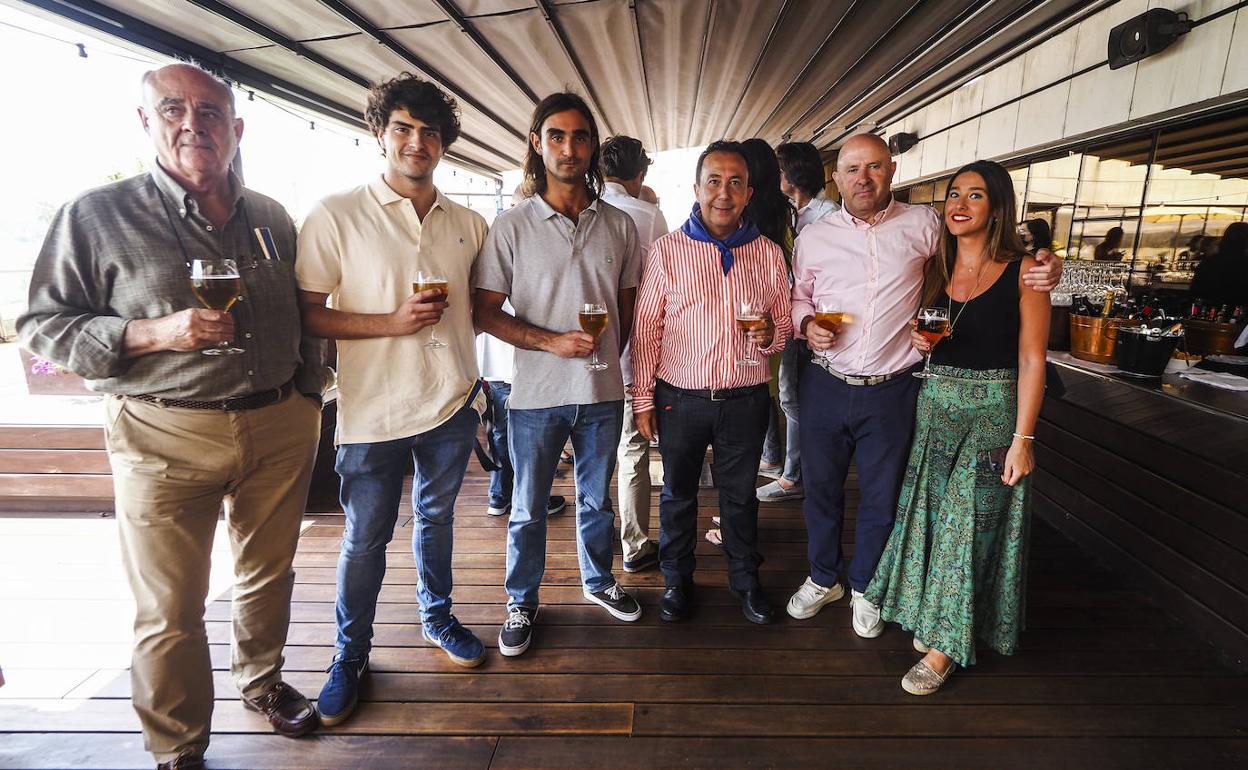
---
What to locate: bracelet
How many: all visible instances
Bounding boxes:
[1012,432,1035,441]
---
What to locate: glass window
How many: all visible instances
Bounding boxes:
[1069,137,1149,263]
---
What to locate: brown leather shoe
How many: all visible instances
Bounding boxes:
[242,681,319,738]
[156,756,205,770]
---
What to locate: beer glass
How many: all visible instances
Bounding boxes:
[814,298,844,333]
[413,270,449,349]
[579,302,609,372]
[189,258,244,355]
[913,306,950,379]
[735,299,764,367]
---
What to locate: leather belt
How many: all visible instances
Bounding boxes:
[127,380,294,412]
[657,380,767,402]
[810,356,914,387]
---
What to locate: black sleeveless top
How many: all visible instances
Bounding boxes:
[930,258,1021,370]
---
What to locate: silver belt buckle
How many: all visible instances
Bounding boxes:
[709,387,726,402]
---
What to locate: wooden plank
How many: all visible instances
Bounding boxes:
[0,426,105,450]
[82,671,1248,707]
[0,474,115,498]
[0,699,632,735]
[0,449,112,475]
[631,703,1246,737]
[0,734,498,770]
[489,736,1248,770]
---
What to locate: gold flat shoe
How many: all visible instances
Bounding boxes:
[902,659,955,695]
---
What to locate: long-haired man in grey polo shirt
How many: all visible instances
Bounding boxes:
[474,92,644,656]
[19,63,329,770]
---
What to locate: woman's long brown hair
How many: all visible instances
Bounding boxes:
[921,160,1028,307]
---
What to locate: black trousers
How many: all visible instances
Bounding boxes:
[654,380,770,593]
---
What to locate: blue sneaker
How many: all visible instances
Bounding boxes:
[316,653,368,727]
[422,615,486,667]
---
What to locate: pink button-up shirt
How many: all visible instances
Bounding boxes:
[791,198,941,376]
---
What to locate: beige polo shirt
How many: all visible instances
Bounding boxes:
[297,176,487,444]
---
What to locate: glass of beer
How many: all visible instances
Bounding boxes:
[913,306,950,379]
[189,258,244,355]
[579,301,609,372]
[413,270,449,349]
[735,299,764,367]
[815,298,843,333]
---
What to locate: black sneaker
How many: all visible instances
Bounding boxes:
[583,582,642,621]
[546,495,567,515]
[498,606,537,657]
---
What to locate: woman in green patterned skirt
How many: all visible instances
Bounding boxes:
[863,160,1050,695]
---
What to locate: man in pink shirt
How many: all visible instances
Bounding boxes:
[785,134,1061,634]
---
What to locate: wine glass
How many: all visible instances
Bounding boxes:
[413,270,449,349]
[578,302,609,372]
[814,298,843,333]
[735,299,763,367]
[189,258,244,355]
[913,306,950,379]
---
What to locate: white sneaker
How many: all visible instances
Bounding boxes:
[486,502,510,517]
[786,577,845,619]
[850,589,884,638]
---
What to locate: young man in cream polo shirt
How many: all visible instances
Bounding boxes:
[296,74,488,727]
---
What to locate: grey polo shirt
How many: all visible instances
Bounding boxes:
[474,194,641,410]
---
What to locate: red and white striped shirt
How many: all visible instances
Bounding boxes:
[630,229,793,413]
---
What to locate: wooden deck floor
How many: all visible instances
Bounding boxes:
[2,461,1247,769]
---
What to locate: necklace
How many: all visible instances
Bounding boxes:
[946,256,989,340]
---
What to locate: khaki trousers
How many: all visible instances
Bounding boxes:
[617,390,654,562]
[105,392,320,763]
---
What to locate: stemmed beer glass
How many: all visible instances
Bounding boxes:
[189,258,244,355]
[913,306,950,379]
[579,302,609,372]
[413,270,449,349]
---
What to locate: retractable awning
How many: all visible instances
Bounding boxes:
[14,0,1097,175]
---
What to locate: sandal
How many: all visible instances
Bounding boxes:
[704,528,722,547]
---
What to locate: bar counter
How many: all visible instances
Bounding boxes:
[1034,356,1248,667]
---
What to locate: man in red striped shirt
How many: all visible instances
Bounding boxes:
[631,141,793,624]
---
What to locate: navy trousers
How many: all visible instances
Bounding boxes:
[798,362,921,592]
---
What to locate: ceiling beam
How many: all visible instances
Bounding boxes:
[628,0,657,149]
[183,0,513,170]
[718,0,794,140]
[20,0,365,128]
[747,0,865,141]
[316,0,527,143]
[533,0,613,136]
[430,0,539,105]
[684,0,716,147]
[818,0,1107,149]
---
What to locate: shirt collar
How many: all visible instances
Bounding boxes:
[368,174,448,213]
[602,181,629,199]
[527,192,600,222]
[838,195,898,229]
[150,160,243,220]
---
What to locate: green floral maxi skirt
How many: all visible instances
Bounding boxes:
[863,365,1031,667]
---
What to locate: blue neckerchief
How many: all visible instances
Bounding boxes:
[680,204,761,275]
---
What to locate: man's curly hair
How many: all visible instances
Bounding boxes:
[364,72,461,149]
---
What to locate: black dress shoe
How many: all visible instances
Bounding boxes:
[156,756,205,770]
[242,681,319,738]
[659,584,693,622]
[734,588,775,625]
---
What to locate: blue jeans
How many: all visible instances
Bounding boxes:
[761,339,807,483]
[505,400,623,608]
[333,401,478,657]
[485,381,513,508]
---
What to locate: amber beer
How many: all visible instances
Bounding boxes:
[815,310,843,331]
[191,276,241,311]
[735,314,764,332]
[579,308,608,337]
[412,279,449,300]
[917,315,950,346]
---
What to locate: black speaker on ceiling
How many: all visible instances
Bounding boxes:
[1107,8,1192,70]
[888,132,919,156]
